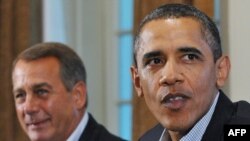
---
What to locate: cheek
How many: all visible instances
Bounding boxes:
[185,65,216,90]
[141,70,159,95]
[188,67,217,107]
[46,101,56,113]
[184,66,217,110]
[140,72,161,109]
[15,105,24,121]
[197,68,216,89]
[47,94,75,120]
[46,98,66,115]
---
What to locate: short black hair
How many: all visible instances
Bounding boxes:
[134,3,221,67]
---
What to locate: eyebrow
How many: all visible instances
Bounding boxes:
[141,47,204,62]
[142,50,163,60]
[178,47,203,56]
[13,88,25,96]
[32,82,52,90]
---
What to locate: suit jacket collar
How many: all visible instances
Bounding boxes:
[79,113,103,141]
[78,114,125,141]
[201,90,235,141]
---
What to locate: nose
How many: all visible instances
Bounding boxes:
[23,95,40,115]
[159,61,183,86]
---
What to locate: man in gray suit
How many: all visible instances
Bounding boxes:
[12,42,125,141]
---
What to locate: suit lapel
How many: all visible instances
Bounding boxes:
[79,114,99,141]
[201,91,235,141]
[139,124,165,141]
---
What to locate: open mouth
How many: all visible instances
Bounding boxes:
[161,93,189,110]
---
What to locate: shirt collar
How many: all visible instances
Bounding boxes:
[67,112,89,141]
[159,128,168,141]
[159,92,219,141]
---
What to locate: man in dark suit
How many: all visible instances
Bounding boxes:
[12,42,125,141]
[131,3,250,141]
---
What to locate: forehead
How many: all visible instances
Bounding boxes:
[14,56,60,71]
[136,17,210,58]
[140,17,203,43]
[12,57,61,84]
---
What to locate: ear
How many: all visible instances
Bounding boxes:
[131,66,144,97]
[215,56,231,88]
[71,81,87,109]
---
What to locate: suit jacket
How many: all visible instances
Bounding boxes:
[139,91,250,141]
[79,114,126,141]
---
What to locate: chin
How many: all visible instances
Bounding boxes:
[28,132,52,141]
[167,125,188,133]
[160,117,192,133]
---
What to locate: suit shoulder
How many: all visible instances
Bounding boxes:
[138,124,164,141]
[80,114,126,141]
[231,100,250,124]
[234,100,250,116]
[95,123,127,141]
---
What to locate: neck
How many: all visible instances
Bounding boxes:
[168,130,187,141]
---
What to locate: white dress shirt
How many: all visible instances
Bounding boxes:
[67,112,89,141]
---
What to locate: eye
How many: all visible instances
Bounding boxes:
[182,54,200,62]
[145,57,164,66]
[150,58,162,64]
[35,89,49,96]
[14,92,26,103]
[15,92,26,99]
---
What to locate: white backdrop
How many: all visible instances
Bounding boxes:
[43,0,120,135]
[221,0,250,102]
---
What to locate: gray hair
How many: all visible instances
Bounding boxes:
[13,42,86,92]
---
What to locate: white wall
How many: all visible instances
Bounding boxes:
[221,0,250,102]
[43,0,120,135]
[63,0,120,134]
